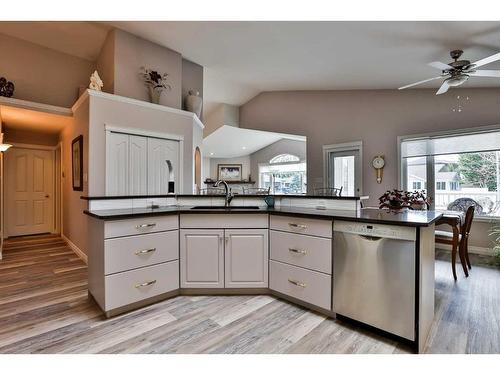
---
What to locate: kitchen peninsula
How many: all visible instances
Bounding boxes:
[83,194,441,353]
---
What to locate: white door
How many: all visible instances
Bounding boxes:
[180,229,224,288]
[129,135,148,195]
[106,132,129,195]
[329,150,361,196]
[5,147,54,237]
[147,138,179,194]
[225,229,268,288]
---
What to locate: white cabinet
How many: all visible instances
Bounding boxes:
[129,135,148,195]
[147,137,179,195]
[180,229,224,288]
[106,132,129,195]
[106,132,180,195]
[225,229,268,288]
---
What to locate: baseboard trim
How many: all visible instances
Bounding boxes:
[61,234,88,264]
[435,243,494,256]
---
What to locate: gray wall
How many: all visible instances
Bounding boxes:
[239,88,500,250]
[249,139,307,184]
[0,33,95,107]
[182,58,204,117]
[113,29,182,109]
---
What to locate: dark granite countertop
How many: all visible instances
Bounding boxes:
[84,206,442,227]
[81,194,361,200]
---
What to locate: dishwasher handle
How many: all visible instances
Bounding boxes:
[358,234,384,241]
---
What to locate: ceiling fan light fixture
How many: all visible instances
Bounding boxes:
[445,74,469,87]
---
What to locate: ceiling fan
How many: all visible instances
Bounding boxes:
[398,49,500,95]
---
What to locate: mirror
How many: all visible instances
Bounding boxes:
[202,126,307,195]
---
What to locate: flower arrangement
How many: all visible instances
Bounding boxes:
[0,77,15,98]
[140,67,172,104]
[379,189,431,210]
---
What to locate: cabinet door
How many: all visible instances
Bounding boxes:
[129,135,148,195]
[147,138,179,194]
[106,132,129,195]
[180,229,224,288]
[225,229,268,288]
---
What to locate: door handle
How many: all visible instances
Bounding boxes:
[45,194,50,198]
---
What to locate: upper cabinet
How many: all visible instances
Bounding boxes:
[106,131,180,195]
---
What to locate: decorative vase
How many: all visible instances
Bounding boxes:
[185,90,203,118]
[148,86,163,104]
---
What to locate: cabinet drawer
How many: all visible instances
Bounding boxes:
[104,230,179,275]
[270,215,332,238]
[270,260,331,310]
[104,215,178,239]
[104,261,179,311]
[270,230,332,274]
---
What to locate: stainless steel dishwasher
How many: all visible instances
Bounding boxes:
[333,220,417,340]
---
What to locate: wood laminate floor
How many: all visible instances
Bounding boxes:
[0,235,499,354]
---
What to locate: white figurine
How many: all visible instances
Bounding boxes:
[89,70,103,91]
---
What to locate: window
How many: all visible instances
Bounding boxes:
[449,181,459,191]
[400,128,500,217]
[259,154,306,194]
[436,181,446,190]
[412,181,422,190]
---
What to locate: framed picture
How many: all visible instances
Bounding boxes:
[72,135,83,191]
[217,164,242,181]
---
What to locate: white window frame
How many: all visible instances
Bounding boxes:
[322,141,363,195]
[398,124,500,222]
[258,156,307,194]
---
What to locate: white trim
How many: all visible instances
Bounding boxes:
[435,242,494,256]
[104,124,184,141]
[322,141,363,194]
[0,96,72,117]
[61,233,88,264]
[11,142,59,151]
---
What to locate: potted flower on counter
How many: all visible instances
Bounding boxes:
[379,189,431,210]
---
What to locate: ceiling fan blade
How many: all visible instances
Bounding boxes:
[470,52,500,68]
[428,61,454,71]
[398,76,443,90]
[436,81,450,95]
[469,70,500,77]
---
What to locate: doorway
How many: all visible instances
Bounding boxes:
[323,141,362,196]
[4,145,57,237]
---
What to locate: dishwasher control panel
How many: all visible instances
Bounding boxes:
[333,221,416,241]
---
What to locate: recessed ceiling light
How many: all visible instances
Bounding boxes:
[210,152,214,156]
[242,146,246,150]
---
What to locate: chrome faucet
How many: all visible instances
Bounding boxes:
[214,180,234,207]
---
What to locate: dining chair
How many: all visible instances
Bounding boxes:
[314,187,343,196]
[435,205,475,280]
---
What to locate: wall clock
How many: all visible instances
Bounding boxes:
[372,155,385,184]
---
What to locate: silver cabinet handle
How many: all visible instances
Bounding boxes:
[288,279,307,288]
[289,223,307,230]
[135,248,157,255]
[135,280,157,288]
[136,223,156,229]
[288,248,307,255]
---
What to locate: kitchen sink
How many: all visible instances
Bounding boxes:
[190,205,261,210]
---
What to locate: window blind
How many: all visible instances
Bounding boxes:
[401,129,500,158]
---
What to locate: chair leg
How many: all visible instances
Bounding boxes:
[464,237,472,270]
[458,240,469,277]
[451,244,458,281]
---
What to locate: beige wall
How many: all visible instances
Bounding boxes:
[239,88,500,250]
[96,30,115,95]
[60,97,89,254]
[87,92,203,196]
[4,127,59,146]
[182,58,204,118]
[0,33,95,107]
[113,29,182,109]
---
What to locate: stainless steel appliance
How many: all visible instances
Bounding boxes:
[333,221,417,340]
